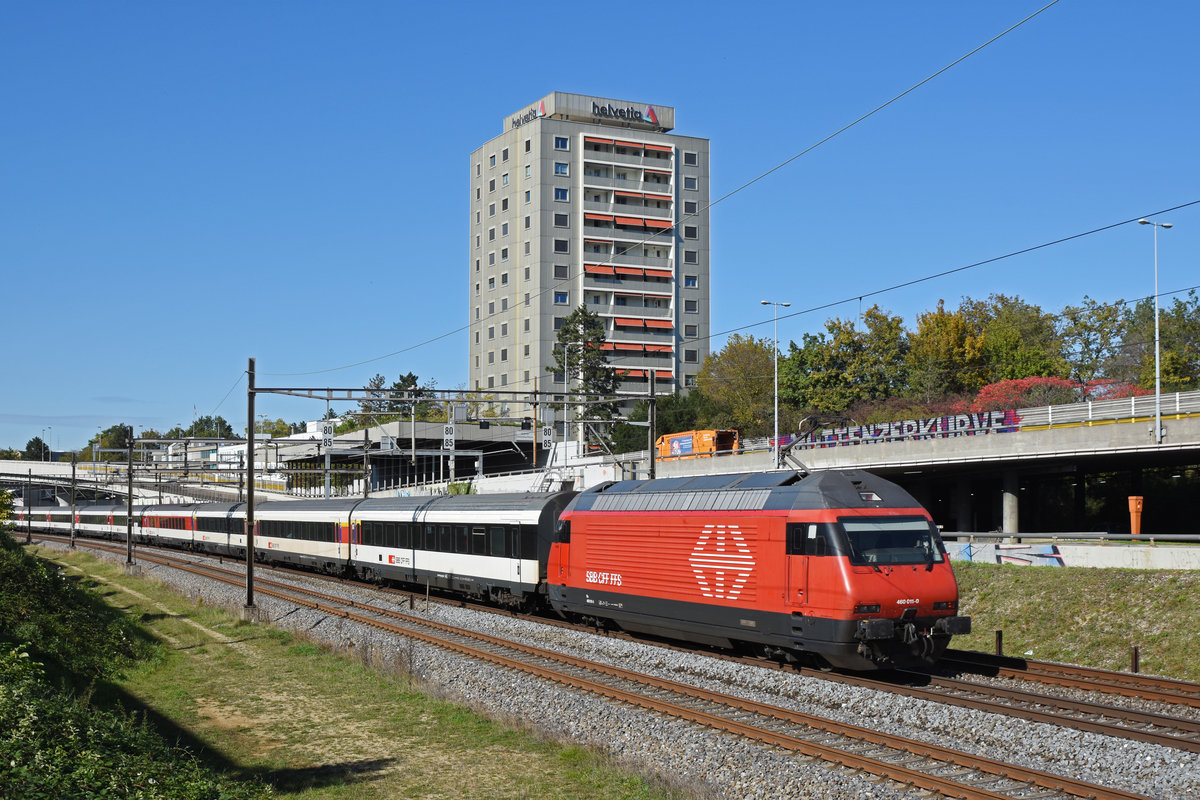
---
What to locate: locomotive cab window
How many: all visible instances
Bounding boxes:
[840,517,944,566]
[555,518,571,543]
[787,523,832,556]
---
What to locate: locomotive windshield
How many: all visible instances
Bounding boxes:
[839,517,944,566]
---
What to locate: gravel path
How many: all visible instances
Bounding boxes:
[45,540,1200,800]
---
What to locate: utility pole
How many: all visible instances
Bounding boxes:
[125,425,134,566]
[70,454,77,549]
[245,357,257,614]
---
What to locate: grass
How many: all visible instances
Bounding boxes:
[28,546,691,800]
[952,561,1200,680]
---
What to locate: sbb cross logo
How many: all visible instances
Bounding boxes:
[688,524,755,600]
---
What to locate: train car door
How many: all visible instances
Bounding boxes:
[785,523,811,609]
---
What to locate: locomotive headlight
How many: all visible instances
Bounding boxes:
[933,600,955,610]
[853,603,881,614]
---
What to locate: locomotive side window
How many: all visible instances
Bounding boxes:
[786,523,831,556]
[840,517,943,566]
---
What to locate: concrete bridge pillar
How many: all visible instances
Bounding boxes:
[1002,469,1019,534]
[953,477,972,532]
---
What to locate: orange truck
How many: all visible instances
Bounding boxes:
[655,429,739,460]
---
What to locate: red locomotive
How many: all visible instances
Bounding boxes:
[549,469,970,670]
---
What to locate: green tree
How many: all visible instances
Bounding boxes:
[779,305,907,413]
[547,306,619,446]
[696,334,774,436]
[1059,295,1126,394]
[960,293,1066,383]
[906,300,986,401]
[23,437,47,462]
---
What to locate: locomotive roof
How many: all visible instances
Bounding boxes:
[569,469,920,513]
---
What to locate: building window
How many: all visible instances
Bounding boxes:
[524,292,530,305]
[501,348,508,361]
[501,247,509,260]
[524,190,531,203]
[524,266,531,279]
[684,225,697,239]
[554,187,569,201]
[554,136,568,150]
[524,344,530,356]
[685,375,698,388]
[489,154,496,167]
[524,241,530,254]
[553,239,569,253]
[524,318,530,331]
[685,299,698,313]
[488,252,495,266]
[502,173,509,186]
[474,282,480,295]
[525,165,531,178]
[489,179,495,192]
[475,211,480,223]
[488,302,494,314]
[475,259,480,272]
[554,317,565,330]
[554,162,569,176]
[501,222,509,236]
[476,188,480,200]
[489,203,495,217]
[684,324,698,337]
[553,265,569,279]
[501,374,508,386]
[684,176,697,190]
[554,213,569,227]
[488,277,495,289]
[502,198,508,211]
[684,275,698,288]
[501,298,508,311]
[475,306,480,319]
[475,235,480,247]
[502,147,509,162]
[501,323,508,336]
[476,163,481,176]
[684,250,698,265]
[488,376,495,388]
[524,215,531,229]
[554,291,569,305]
[500,272,508,285]
[684,200,698,215]
[488,327,495,340]
[684,350,698,363]
[489,228,496,241]
[683,151,698,166]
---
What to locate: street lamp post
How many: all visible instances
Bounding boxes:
[1138,218,1173,444]
[761,299,791,468]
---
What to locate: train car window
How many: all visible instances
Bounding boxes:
[383,523,394,549]
[489,526,506,557]
[840,517,943,566]
[521,525,536,556]
[397,523,410,549]
[439,525,452,552]
[455,525,468,553]
[424,525,435,551]
[471,527,486,555]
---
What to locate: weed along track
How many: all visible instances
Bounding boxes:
[31,534,1200,800]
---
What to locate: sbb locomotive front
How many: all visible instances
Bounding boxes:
[548,469,970,670]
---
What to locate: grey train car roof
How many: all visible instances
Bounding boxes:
[355,492,573,514]
[571,469,921,514]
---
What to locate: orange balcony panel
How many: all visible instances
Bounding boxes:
[614,342,644,351]
[645,344,674,352]
[644,319,674,329]
[584,264,616,275]
[614,317,645,327]
[614,140,643,149]
[585,213,614,222]
[643,218,672,229]
[644,143,673,152]
[585,136,614,144]
[643,268,673,278]
[615,190,644,198]
[614,216,644,226]
[614,266,643,276]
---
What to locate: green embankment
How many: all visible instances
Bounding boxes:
[7,540,686,800]
[952,561,1200,681]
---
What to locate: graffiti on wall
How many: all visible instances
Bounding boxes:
[946,542,1064,566]
[801,410,1021,448]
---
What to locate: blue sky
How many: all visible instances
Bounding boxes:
[3,1,1197,453]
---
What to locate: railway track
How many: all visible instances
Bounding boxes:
[27,533,1188,800]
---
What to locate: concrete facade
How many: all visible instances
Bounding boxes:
[467,92,710,415]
